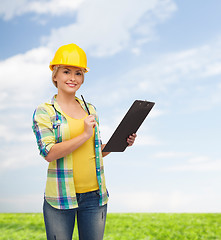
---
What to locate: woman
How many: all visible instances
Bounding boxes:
[32,43,136,240]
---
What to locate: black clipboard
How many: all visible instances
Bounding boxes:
[102,100,155,152]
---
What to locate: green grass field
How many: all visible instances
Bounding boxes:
[0,213,221,240]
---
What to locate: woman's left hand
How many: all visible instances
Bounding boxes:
[127,133,137,146]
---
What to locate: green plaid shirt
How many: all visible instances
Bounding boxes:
[32,95,108,209]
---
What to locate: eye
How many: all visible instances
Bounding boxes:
[76,72,82,76]
[63,70,70,74]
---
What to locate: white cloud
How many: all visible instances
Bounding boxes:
[92,37,221,112]
[135,134,160,146]
[0,124,33,142]
[0,0,85,20]
[153,151,192,159]
[109,190,221,212]
[0,193,43,212]
[148,108,165,118]
[0,137,43,172]
[164,159,221,172]
[27,0,85,16]
[155,152,221,172]
[42,0,177,56]
[0,0,26,20]
[0,47,54,172]
[126,43,221,95]
[0,46,53,108]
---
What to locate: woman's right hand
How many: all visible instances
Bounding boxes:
[45,115,96,162]
[84,115,96,138]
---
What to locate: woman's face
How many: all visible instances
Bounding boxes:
[54,66,84,94]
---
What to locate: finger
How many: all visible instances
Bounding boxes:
[87,115,95,121]
[127,135,136,145]
[88,117,96,128]
[127,138,134,146]
[128,136,135,141]
[86,115,95,123]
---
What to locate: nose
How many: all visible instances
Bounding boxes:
[69,72,76,82]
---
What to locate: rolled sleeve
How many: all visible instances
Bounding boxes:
[32,106,55,158]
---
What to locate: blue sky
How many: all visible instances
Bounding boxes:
[0,0,221,213]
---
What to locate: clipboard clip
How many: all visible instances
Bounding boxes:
[144,100,150,107]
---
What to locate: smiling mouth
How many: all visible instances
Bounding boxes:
[66,83,77,88]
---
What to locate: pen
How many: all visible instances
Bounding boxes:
[81,95,91,115]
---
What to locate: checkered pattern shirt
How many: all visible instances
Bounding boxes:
[32,95,108,209]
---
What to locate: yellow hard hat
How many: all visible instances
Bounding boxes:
[49,43,89,72]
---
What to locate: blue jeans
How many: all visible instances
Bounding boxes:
[43,190,107,240]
